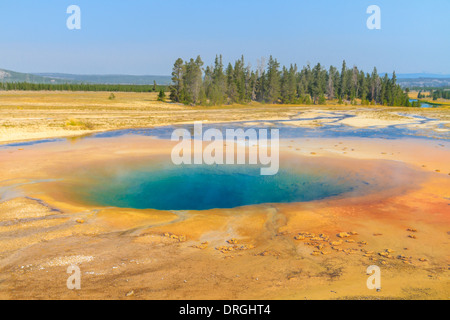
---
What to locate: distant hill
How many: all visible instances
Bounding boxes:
[397,77,450,88]
[0,69,171,85]
[34,73,172,85]
[0,69,75,84]
[381,73,450,79]
[399,73,450,79]
[2,68,448,88]
[378,73,450,88]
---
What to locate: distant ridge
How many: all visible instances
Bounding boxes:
[381,73,450,79]
[397,77,450,88]
[0,68,171,85]
[376,73,450,88]
[0,69,74,84]
[2,68,449,88]
[34,73,172,85]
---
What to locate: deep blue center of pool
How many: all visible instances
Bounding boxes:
[75,164,363,210]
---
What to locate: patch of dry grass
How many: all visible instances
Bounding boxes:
[0,91,449,144]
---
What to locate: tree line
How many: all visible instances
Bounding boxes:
[417,88,450,101]
[0,81,167,93]
[170,55,411,107]
[430,88,450,100]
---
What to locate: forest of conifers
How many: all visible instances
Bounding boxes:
[169,55,411,107]
[0,82,165,93]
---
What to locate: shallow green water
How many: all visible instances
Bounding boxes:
[72,164,366,210]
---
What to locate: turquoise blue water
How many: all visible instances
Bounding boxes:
[74,164,362,211]
[409,99,438,108]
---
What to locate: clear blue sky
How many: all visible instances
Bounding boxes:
[0,0,449,75]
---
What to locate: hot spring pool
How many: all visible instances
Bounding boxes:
[67,163,373,211]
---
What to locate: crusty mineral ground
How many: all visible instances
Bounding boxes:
[0,136,449,300]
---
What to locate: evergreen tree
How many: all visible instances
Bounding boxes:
[169,58,184,102]
[326,66,336,99]
[182,56,204,105]
[281,65,297,103]
[350,66,359,99]
[339,60,348,99]
[226,63,238,103]
[311,63,324,103]
[157,89,166,102]
[233,55,247,103]
[210,55,227,105]
[369,67,379,103]
[265,56,281,103]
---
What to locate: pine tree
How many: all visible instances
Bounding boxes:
[350,66,359,99]
[266,56,281,103]
[157,89,166,102]
[359,71,368,102]
[311,63,326,104]
[169,58,184,102]
[233,55,246,103]
[339,60,348,99]
[326,66,336,99]
[280,64,297,104]
[226,63,238,103]
[210,55,227,105]
[182,56,204,105]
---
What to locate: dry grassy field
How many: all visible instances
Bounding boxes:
[0,91,449,144]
